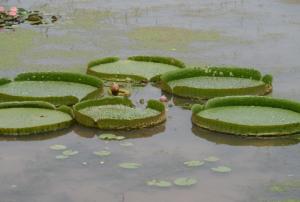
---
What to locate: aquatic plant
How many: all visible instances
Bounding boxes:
[160,67,272,99]
[0,72,103,106]
[192,96,300,136]
[87,56,185,84]
[73,96,166,130]
[0,101,73,135]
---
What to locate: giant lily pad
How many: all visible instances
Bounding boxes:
[160,67,272,99]
[87,56,185,84]
[0,72,103,106]
[73,96,166,130]
[192,96,300,136]
[0,101,73,135]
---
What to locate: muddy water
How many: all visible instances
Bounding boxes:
[0,0,300,201]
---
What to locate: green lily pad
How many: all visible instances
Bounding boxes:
[118,162,142,169]
[55,155,69,159]
[74,97,166,130]
[93,150,111,157]
[62,149,79,156]
[204,156,220,162]
[120,142,134,147]
[0,101,73,135]
[173,177,197,186]
[87,56,185,83]
[98,134,125,140]
[49,144,67,150]
[146,180,172,187]
[192,96,300,136]
[160,67,272,99]
[211,166,232,173]
[184,160,205,167]
[0,72,103,106]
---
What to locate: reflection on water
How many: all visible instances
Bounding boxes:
[73,123,165,139]
[192,126,300,147]
[0,128,71,141]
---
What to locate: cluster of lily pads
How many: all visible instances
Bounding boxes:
[0,6,58,29]
[0,55,300,137]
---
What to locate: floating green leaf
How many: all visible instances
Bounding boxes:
[62,149,79,156]
[118,162,142,169]
[173,177,197,186]
[98,134,125,140]
[211,166,232,173]
[146,180,172,188]
[93,150,111,157]
[204,156,220,162]
[49,144,67,150]
[120,142,134,147]
[184,160,205,167]
[55,155,69,160]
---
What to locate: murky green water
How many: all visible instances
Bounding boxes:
[0,0,300,201]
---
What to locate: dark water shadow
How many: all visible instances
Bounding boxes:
[0,127,71,142]
[172,96,205,110]
[192,126,300,147]
[73,123,166,139]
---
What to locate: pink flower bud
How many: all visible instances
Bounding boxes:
[159,95,168,102]
[10,6,17,12]
[0,6,5,12]
[8,10,17,16]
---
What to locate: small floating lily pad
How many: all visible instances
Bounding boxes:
[49,144,67,150]
[173,177,197,186]
[204,156,220,162]
[62,149,79,156]
[93,150,111,157]
[98,134,125,140]
[0,72,103,105]
[118,162,142,169]
[74,97,166,130]
[146,180,172,187]
[211,166,232,173]
[192,96,300,136]
[0,101,73,135]
[55,155,69,160]
[120,142,134,147]
[160,67,272,99]
[184,160,205,167]
[87,56,185,83]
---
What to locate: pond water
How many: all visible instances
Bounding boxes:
[0,0,300,201]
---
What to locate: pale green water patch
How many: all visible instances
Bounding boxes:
[0,108,72,128]
[0,81,97,100]
[168,76,264,89]
[79,105,159,120]
[91,60,180,80]
[198,106,300,126]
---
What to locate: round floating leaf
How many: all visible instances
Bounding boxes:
[0,72,103,105]
[0,101,73,136]
[87,56,185,83]
[160,67,272,99]
[118,162,142,169]
[120,142,134,147]
[98,134,125,141]
[93,150,111,157]
[184,160,205,167]
[49,144,67,150]
[62,149,79,156]
[211,166,232,173]
[146,180,172,188]
[204,156,220,162]
[74,97,166,130]
[173,177,197,186]
[192,96,300,136]
[55,155,69,160]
